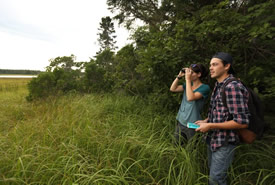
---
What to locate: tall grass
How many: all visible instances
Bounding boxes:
[0,78,30,92]
[0,80,274,184]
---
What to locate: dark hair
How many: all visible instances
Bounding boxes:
[190,63,209,79]
[212,52,235,74]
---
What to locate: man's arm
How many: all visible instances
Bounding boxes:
[195,120,248,133]
[196,81,250,133]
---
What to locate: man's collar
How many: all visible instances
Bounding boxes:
[216,74,234,88]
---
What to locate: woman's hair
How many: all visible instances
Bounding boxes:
[190,63,209,79]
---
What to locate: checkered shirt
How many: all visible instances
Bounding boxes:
[206,75,250,151]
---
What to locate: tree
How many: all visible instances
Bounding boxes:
[84,60,108,92]
[27,55,85,101]
[112,44,144,95]
[95,48,115,70]
[114,0,275,110]
[107,0,165,30]
[97,16,117,52]
[106,0,221,31]
[46,54,85,72]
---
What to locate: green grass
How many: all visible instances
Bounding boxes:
[0,80,274,184]
[0,78,31,92]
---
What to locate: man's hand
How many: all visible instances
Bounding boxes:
[195,123,211,133]
[195,119,211,133]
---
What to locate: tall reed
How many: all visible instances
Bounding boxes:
[0,83,274,184]
[0,78,30,92]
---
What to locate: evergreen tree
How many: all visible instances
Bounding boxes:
[97,16,117,53]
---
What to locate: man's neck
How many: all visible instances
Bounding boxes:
[216,73,230,83]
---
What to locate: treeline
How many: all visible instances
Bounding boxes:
[27,0,275,113]
[0,69,42,75]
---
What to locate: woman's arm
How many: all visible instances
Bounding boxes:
[170,71,184,92]
[185,69,203,101]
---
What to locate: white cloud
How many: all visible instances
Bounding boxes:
[0,0,131,70]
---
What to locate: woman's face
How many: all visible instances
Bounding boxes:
[190,68,201,81]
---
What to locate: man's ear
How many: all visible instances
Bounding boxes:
[225,63,231,72]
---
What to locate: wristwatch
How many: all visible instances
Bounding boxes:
[177,76,182,80]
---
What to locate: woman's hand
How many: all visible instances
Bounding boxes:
[185,68,192,81]
[177,69,185,78]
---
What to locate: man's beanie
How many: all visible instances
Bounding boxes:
[212,52,235,74]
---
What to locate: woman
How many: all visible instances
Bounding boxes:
[170,64,210,144]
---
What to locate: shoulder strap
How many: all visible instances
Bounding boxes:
[221,77,239,108]
[221,77,240,143]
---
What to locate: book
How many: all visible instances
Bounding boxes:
[187,122,200,129]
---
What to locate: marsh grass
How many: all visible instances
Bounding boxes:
[0,78,30,92]
[0,80,274,184]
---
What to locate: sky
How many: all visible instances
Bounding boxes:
[0,0,131,71]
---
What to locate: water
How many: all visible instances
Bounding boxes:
[0,75,37,78]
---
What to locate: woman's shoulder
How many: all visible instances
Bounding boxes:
[200,83,210,91]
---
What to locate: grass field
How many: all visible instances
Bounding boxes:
[0,78,31,92]
[0,79,274,184]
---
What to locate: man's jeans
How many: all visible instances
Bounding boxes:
[207,144,236,185]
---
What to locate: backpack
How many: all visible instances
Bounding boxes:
[221,77,266,144]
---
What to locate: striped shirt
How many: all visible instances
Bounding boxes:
[207,75,250,151]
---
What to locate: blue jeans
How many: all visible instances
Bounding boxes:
[207,144,236,185]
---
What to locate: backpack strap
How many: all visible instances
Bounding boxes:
[221,77,240,145]
[221,77,240,110]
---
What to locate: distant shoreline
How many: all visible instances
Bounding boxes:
[0,75,37,78]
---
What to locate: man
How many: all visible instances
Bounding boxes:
[195,52,250,185]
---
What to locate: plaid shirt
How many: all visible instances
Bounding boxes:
[206,75,250,151]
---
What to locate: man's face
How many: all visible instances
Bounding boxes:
[209,58,229,79]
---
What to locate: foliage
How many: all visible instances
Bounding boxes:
[26,0,275,112]
[97,16,117,53]
[0,69,41,75]
[1,90,274,184]
[107,0,161,29]
[17,1,275,183]
[109,0,275,110]
[46,54,85,72]
[94,49,115,70]
[106,0,221,30]
[84,59,113,93]
[26,55,84,101]
[0,78,30,92]
[26,72,56,101]
[112,44,145,95]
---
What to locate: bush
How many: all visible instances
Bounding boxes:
[26,55,84,101]
[26,72,56,101]
[84,62,112,93]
